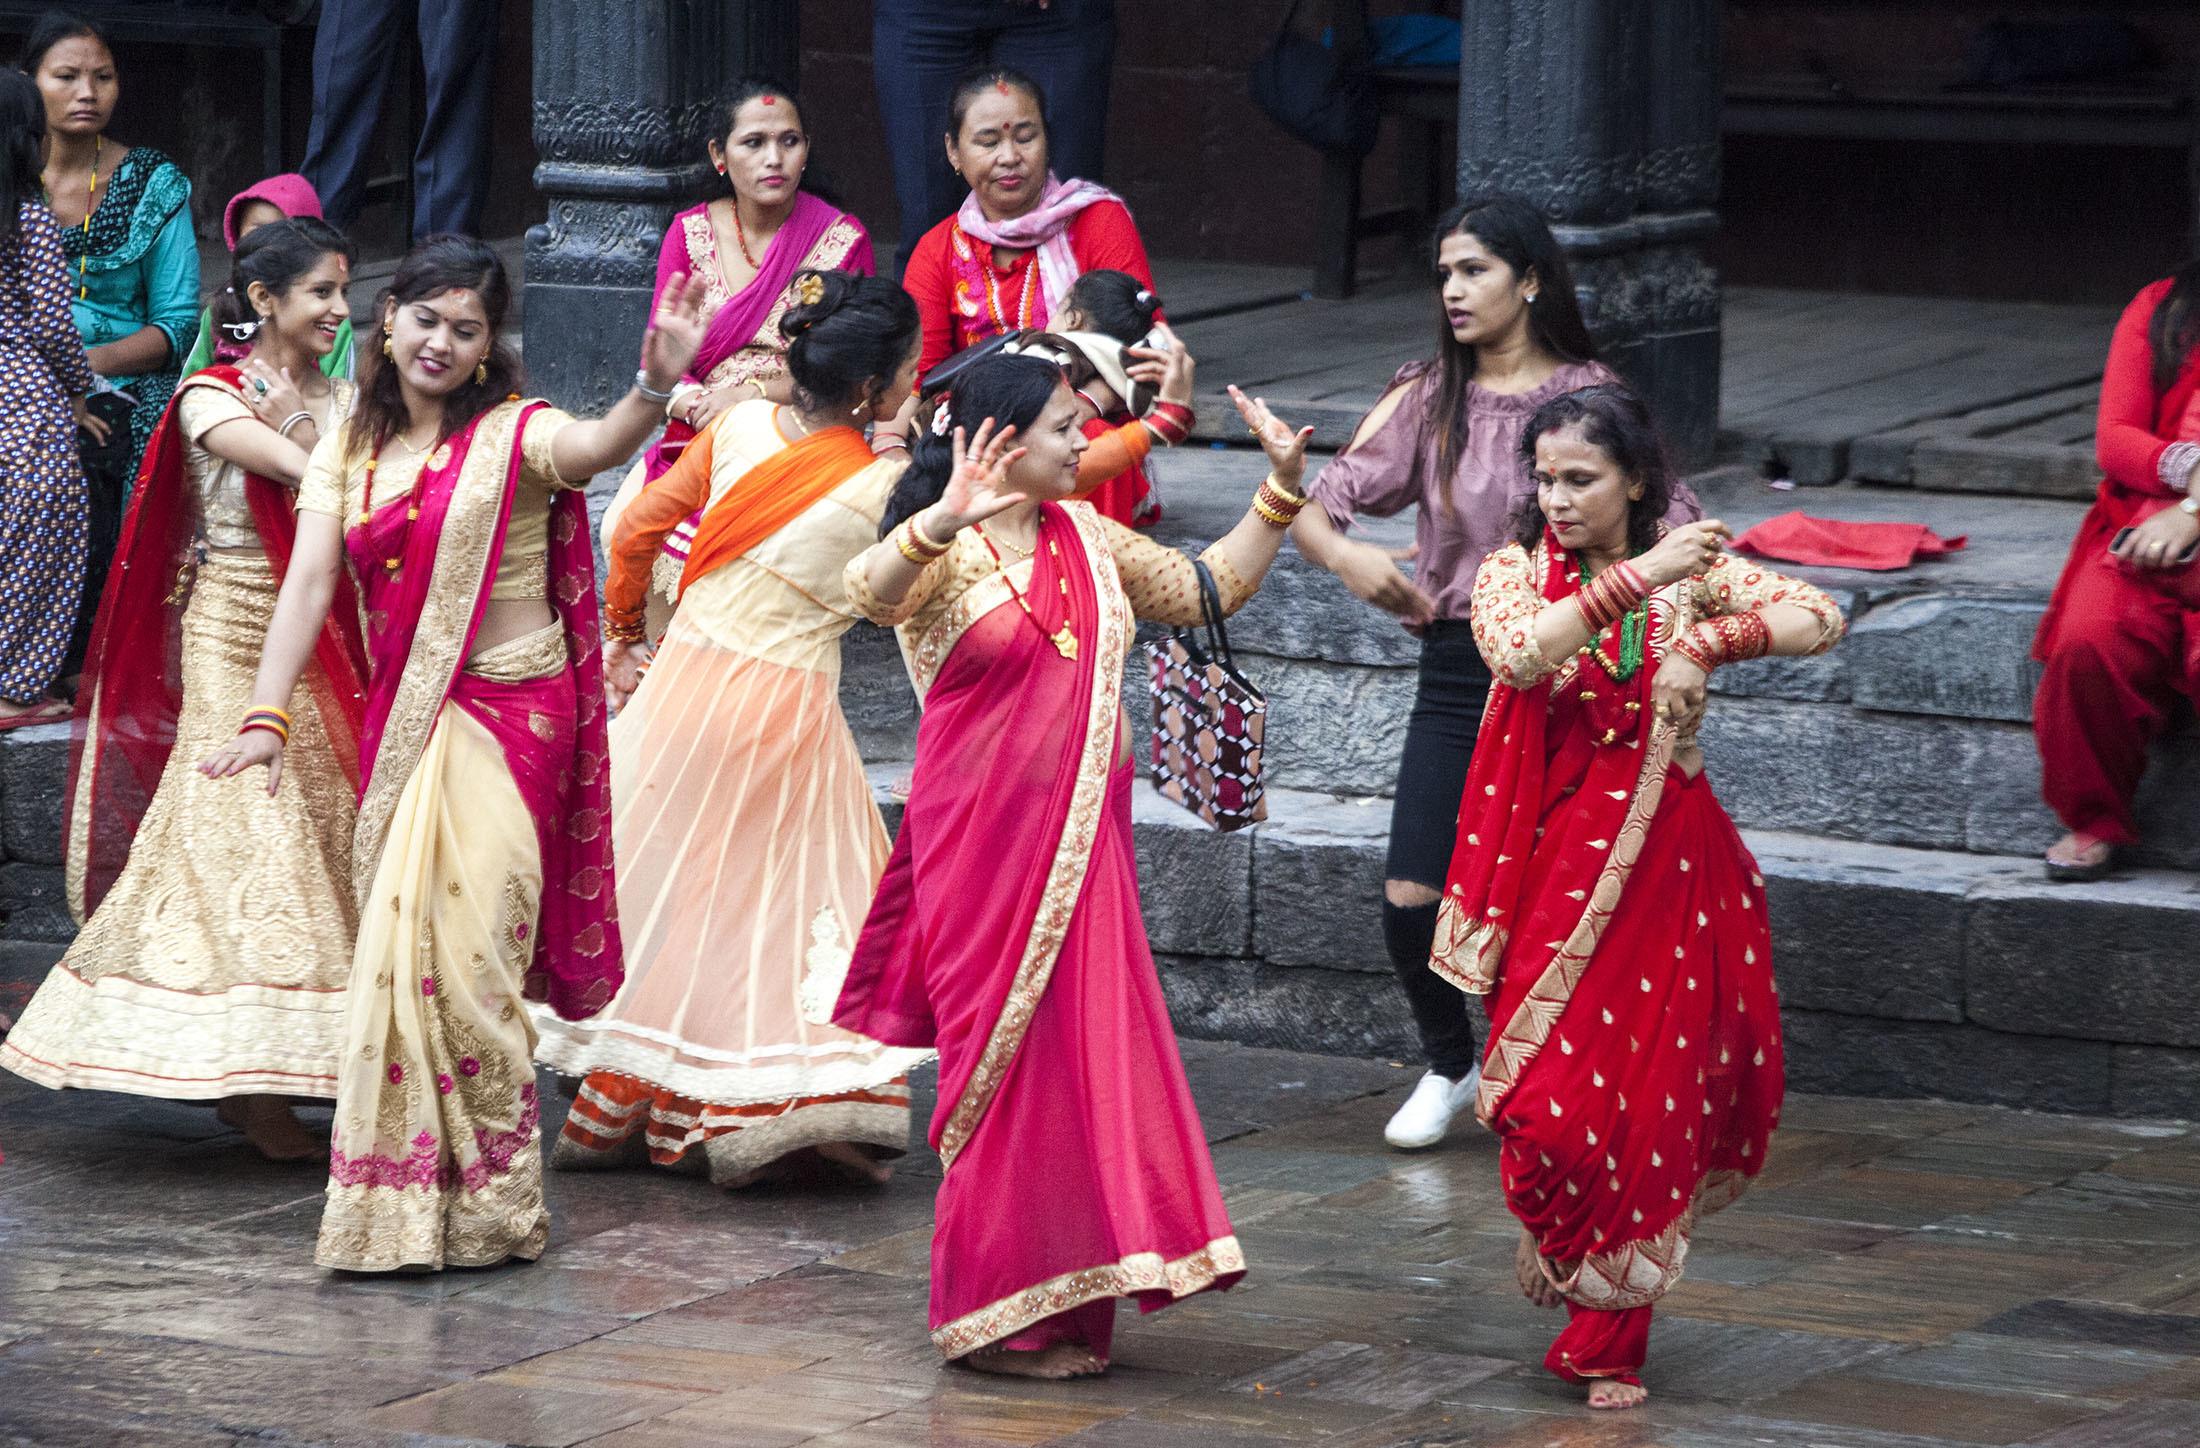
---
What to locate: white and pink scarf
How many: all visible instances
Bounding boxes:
[952,172,1124,332]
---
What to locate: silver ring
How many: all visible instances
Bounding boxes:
[251,378,269,397]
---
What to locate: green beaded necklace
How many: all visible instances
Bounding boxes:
[1580,555,1649,683]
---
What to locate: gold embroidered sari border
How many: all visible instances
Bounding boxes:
[351,403,523,903]
[930,1234,1246,1359]
[1475,560,1694,1129]
[935,507,1126,1170]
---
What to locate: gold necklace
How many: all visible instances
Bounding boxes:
[974,523,1076,661]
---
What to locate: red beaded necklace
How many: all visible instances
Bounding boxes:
[974,522,1076,661]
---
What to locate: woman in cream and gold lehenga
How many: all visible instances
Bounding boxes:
[536,269,931,1186]
[1,218,364,1162]
[200,235,708,1272]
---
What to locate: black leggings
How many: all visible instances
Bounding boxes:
[1382,621,1493,1080]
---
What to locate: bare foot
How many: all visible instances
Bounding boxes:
[217,1095,322,1161]
[1588,1378,1648,1410]
[812,1140,893,1186]
[962,1342,1108,1379]
[1515,1227,1563,1309]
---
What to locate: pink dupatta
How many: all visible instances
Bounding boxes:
[347,401,622,1020]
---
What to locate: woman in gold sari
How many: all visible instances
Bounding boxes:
[200,236,708,1272]
[3,218,361,1160]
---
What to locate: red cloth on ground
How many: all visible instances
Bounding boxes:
[1729,511,1965,571]
[2031,277,2200,842]
[905,199,1156,381]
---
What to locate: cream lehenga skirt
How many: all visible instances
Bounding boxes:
[1,551,356,1099]
[317,624,565,1273]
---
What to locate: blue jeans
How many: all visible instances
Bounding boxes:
[872,0,1118,273]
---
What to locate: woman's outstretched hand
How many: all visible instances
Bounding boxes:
[926,418,1030,535]
[1229,385,1314,491]
[1128,322,1196,407]
[198,730,286,797]
[639,270,711,394]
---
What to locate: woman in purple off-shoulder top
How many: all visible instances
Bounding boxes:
[1291,196,1701,1154]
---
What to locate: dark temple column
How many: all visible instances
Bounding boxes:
[524,2,801,415]
[1456,1,1722,465]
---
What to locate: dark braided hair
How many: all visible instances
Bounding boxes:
[779,269,920,417]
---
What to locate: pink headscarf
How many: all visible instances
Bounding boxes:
[222,173,326,250]
[954,172,1124,324]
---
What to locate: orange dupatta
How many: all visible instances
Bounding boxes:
[677,424,878,595]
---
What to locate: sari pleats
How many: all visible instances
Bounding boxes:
[535,611,925,1181]
[927,767,1244,1358]
[1493,767,1781,1380]
[317,694,552,1273]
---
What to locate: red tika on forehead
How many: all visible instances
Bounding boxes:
[996,80,1011,95]
[761,94,776,105]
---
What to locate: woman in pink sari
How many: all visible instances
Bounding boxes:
[199,236,709,1272]
[599,79,875,637]
[836,353,1312,1379]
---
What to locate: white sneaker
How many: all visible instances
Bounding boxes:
[1383,1068,1480,1150]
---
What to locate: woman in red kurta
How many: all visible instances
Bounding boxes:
[2032,268,2200,880]
[899,67,1156,382]
[1436,385,1843,1409]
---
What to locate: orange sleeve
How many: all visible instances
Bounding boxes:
[605,426,714,620]
[1071,418,1152,494]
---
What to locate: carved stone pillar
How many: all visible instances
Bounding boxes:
[524,2,800,415]
[1457,1,1722,465]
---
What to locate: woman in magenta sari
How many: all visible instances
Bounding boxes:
[200,236,709,1272]
[836,353,1313,1378]
[600,79,875,635]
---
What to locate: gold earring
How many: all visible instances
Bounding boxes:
[474,361,488,385]
[382,335,394,358]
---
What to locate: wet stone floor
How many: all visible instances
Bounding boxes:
[4,1043,2200,1447]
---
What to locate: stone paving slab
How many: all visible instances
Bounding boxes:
[3,1037,2198,1447]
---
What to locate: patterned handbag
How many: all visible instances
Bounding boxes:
[1144,560,1268,831]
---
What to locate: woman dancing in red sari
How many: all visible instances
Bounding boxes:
[200,236,708,1271]
[1433,385,1844,1408]
[836,353,1313,1379]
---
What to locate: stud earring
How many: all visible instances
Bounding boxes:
[474,361,488,385]
[1525,291,1539,304]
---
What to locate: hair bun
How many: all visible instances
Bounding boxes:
[780,269,851,342]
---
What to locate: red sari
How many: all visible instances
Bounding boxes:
[834,502,1243,1359]
[1433,536,1820,1386]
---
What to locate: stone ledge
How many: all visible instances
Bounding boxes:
[0,722,69,868]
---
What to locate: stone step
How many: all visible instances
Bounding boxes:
[873,770,2200,1119]
[836,460,2200,870]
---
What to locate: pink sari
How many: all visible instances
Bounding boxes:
[835,503,1243,1359]
[318,401,622,1273]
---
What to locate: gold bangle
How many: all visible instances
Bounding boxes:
[894,518,950,565]
[1251,498,1297,529]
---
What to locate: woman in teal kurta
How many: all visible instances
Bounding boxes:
[24,15,200,480]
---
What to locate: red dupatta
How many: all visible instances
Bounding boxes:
[346,400,622,1021]
[1429,533,1683,1124]
[833,502,1131,1167]
[64,366,368,921]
